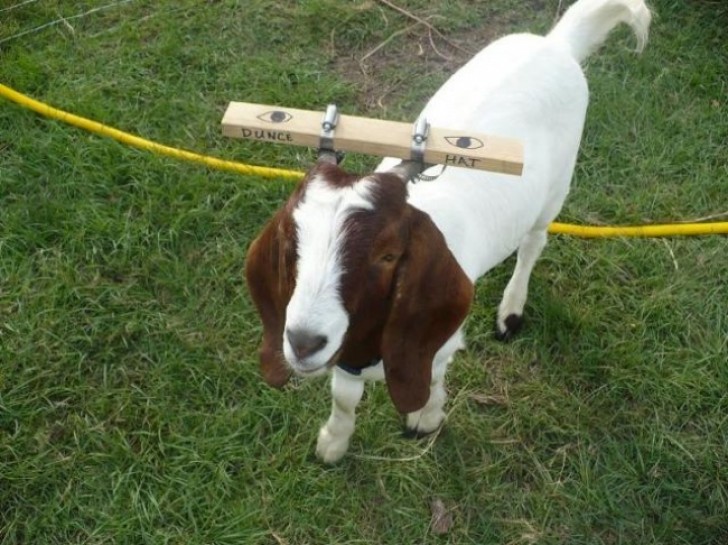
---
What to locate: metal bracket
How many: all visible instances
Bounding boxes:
[410,116,429,163]
[319,104,339,152]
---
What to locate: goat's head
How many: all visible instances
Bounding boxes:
[245,157,473,413]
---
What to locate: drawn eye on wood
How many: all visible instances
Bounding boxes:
[445,136,484,150]
[257,110,293,124]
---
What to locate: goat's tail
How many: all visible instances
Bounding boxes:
[547,0,651,63]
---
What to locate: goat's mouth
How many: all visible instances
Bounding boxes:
[288,346,343,377]
[293,365,327,377]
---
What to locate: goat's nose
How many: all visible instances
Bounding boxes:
[286,328,328,360]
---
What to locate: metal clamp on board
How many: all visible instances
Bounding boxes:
[319,104,339,152]
[318,104,345,164]
[410,116,430,164]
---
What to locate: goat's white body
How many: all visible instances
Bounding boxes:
[315,0,651,462]
[404,34,587,281]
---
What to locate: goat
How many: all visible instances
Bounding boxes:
[245,0,651,463]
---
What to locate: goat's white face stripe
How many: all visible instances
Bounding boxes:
[292,176,374,303]
[283,175,375,373]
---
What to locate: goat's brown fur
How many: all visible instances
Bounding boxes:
[380,205,473,413]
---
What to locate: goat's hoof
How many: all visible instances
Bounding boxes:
[495,313,524,342]
[403,409,445,439]
[316,426,349,464]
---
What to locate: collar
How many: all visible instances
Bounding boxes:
[336,357,380,376]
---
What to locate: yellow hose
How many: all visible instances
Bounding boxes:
[2,82,727,238]
[549,221,728,238]
[0,83,303,181]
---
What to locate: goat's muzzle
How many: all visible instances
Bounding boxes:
[286,328,328,361]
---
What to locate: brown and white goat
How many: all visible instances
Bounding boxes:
[245,0,650,462]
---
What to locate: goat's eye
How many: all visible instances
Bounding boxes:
[380,253,397,263]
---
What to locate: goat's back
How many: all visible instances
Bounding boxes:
[402,34,589,280]
[376,0,649,281]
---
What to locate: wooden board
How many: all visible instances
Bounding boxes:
[221,102,523,176]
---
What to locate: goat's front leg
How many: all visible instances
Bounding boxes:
[404,331,462,436]
[496,229,548,340]
[405,376,447,437]
[316,368,365,463]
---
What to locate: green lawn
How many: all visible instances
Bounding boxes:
[1,1,727,544]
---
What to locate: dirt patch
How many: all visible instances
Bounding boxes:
[330,1,550,116]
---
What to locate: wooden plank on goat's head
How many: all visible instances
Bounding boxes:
[221,102,523,176]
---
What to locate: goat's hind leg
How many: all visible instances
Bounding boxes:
[316,369,365,463]
[496,229,548,340]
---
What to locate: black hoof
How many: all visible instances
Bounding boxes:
[494,313,524,342]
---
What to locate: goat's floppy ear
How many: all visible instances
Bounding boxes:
[381,207,473,414]
[245,209,296,388]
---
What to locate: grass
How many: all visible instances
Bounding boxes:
[1,0,727,543]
